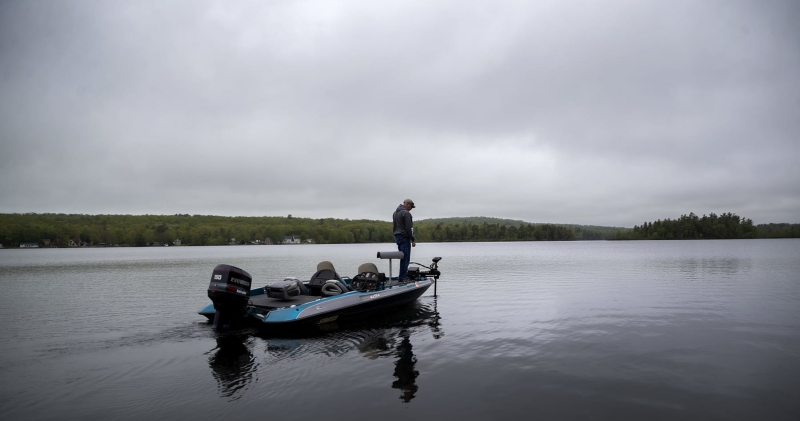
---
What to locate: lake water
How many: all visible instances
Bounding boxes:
[1,240,798,420]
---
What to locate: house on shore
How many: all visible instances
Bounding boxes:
[283,235,301,244]
[173,239,181,246]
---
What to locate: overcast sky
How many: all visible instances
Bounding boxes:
[1,0,798,226]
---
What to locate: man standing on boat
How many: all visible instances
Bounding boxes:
[393,199,416,281]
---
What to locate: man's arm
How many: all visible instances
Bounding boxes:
[405,212,415,242]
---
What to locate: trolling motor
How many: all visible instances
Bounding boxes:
[408,257,442,296]
[409,257,441,280]
[207,264,252,330]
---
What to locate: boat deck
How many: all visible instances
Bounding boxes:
[249,294,322,309]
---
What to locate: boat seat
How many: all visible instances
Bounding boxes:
[316,261,341,280]
[265,277,308,300]
[357,262,380,276]
[308,261,348,295]
[321,279,349,296]
[351,262,386,292]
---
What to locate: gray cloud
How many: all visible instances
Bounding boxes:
[1,0,798,226]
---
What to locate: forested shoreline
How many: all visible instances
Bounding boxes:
[0,212,797,248]
[613,212,800,240]
[0,213,589,246]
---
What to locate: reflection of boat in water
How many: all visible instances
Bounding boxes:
[355,299,442,402]
[199,251,441,332]
[205,299,443,402]
[392,331,419,402]
[207,334,258,401]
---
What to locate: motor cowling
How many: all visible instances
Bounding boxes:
[207,264,252,330]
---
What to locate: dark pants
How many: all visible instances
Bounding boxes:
[395,235,411,280]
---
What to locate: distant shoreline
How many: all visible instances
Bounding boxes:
[0,212,797,249]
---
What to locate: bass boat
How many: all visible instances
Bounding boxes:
[199,251,441,331]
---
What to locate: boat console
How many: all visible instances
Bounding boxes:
[350,271,386,292]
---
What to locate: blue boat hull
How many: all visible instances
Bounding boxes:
[199,280,433,330]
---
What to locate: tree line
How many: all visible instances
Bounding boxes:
[416,221,580,242]
[754,223,800,238]
[615,212,764,240]
[0,212,796,248]
[0,213,605,247]
[0,214,392,247]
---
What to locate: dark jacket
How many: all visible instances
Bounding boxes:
[392,204,415,241]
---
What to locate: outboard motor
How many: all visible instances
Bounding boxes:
[207,264,252,331]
